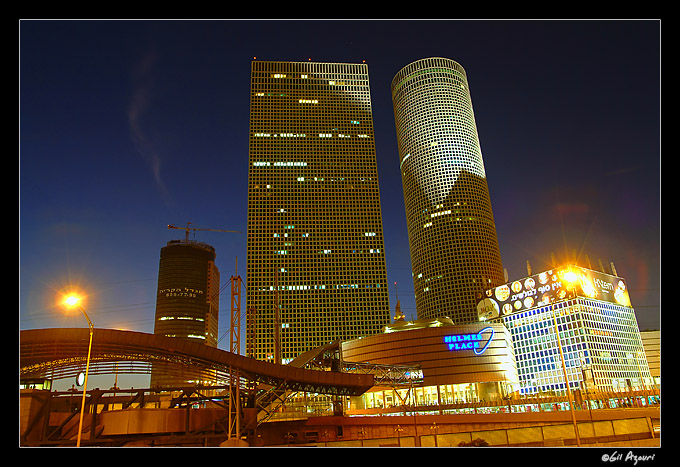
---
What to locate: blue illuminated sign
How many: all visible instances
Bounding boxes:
[444,327,495,355]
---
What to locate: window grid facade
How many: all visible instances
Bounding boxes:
[391,58,504,323]
[503,298,652,395]
[151,240,220,387]
[247,61,390,363]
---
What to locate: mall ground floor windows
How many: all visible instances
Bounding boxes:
[350,381,516,411]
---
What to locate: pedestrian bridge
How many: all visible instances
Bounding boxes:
[20,328,374,395]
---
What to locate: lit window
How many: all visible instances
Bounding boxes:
[274,161,308,167]
[430,209,451,218]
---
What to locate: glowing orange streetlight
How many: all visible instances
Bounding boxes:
[62,293,93,447]
[553,267,581,446]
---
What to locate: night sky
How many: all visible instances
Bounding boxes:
[19,20,661,373]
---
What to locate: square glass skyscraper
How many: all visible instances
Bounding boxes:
[246,61,390,363]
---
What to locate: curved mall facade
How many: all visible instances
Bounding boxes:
[341,320,517,412]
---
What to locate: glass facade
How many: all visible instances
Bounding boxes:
[496,268,653,395]
[360,383,479,410]
[391,57,504,323]
[640,330,660,388]
[247,61,390,363]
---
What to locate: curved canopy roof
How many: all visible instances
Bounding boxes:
[20,328,374,396]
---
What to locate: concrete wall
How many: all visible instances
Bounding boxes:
[263,409,660,447]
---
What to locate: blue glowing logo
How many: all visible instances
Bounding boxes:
[444,327,495,355]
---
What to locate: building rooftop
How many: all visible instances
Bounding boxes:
[383,316,455,334]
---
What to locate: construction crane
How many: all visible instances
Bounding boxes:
[168,222,241,242]
[168,221,244,436]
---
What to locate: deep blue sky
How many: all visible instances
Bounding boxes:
[20,19,661,356]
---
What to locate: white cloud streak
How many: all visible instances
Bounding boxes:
[128,48,173,207]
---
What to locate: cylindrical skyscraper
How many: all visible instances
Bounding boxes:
[391,57,504,323]
[151,239,220,387]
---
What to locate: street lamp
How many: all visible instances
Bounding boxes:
[552,308,581,446]
[62,294,94,447]
[430,422,439,447]
[394,424,404,447]
[554,269,581,446]
[578,352,593,421]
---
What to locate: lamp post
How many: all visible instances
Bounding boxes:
[395,424,403,447]
[430,422,439,447]
[552,305,580,446]
[63,294,94,447]
[578,353,593,421]
[553,269,581,446]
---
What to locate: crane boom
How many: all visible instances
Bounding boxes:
[168,222,241,242]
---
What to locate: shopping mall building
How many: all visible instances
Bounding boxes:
[341,319,518,413]
[337,265,655,414]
